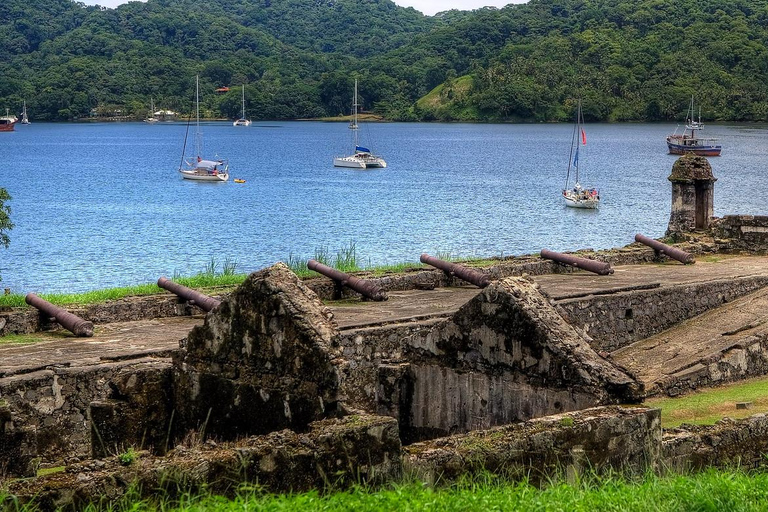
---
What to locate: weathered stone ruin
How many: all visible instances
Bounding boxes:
[172,263,341,440]
[667,153,716,236]
[5,154,768,507]
[368,276,641,443]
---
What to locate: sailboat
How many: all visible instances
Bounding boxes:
[144,98,158,123]
[233,85,251,126]
[562,99,599,209]
[666,96,721,156]
[178,75,229,182]
[333,79,386,169]
[20,101,30,125]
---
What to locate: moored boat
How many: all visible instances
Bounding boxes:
[562,99,599,209]
[666,96,721,156]
[144,98,158,123]
[178,76,229,182]
[233,85,251,127]
[0,109,17,132]
[20,101,30,125]
[333,79,386,169]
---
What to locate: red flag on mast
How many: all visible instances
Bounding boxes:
[581,128,587,145]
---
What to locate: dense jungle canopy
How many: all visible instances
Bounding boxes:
[1,0,768,122]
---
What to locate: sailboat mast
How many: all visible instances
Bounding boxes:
[353,78,359,148]
[575,99,582,184]
[195,75,202,158]
[242,85,246,118]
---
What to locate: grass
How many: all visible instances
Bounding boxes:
[0,333,57,345]
[0,257,248,309]
[0,246,504,310]
[644,374,768,428]
[7,470,768,511]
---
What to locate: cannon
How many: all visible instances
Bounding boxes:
[540,249,614,275]
[307,260,388,301]
[634,233,695,264]
[420,253,490,288]
[25,292,94,337]
[157,277,221,312]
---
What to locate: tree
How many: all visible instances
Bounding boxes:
[0,188,13,283]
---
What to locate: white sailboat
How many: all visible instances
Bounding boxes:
[178,76,229,182]
[20,101,30,125]
[233,85,251,127]
[562,99,599,209]
[144,98,158,123]
[333,79,386,169]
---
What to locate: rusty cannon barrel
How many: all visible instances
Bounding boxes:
[634,233,695,264]
[157,276,221,312]
[307,260,388,301]
[420,253,490,288]
[540,248,614,275]
[25,293,94,337]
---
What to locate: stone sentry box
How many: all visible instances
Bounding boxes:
[666,154,716,236]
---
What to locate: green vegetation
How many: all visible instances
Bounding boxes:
[0,188,13,284]
[6,470,768,511]
[118,447,138,466]
[286,242,362,277]
[645,375,768,428]
[3,0,768,123]
[0,243,505,310]
[0,333,57,345]
[35,466,64,477]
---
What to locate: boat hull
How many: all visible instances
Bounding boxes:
[179,168,229,182]
[233,119,251,127]
[563,188,599,209]
[0,121,16,132]
[564,197,599,209]
[666,140,721,156]
[333,154,387,169]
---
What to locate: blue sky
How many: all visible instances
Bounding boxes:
[78,0,526,16]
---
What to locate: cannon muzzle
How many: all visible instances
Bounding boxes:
[25,293,94,337]
[307,260,387,301]
[540,249,614,275]
[635,233,695,264]
[157,277,221,312]
[420,253,490,288]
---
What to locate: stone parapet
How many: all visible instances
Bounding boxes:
[555,276,768,352]
[172,263,342,441]
[711,215,768,253]
[5,414,401,510]
[654,333,768,397]
[404,406,661,484]
[339,277,640,443]
[663,414,768,472]
[0,359,172,477]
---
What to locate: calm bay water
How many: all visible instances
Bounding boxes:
[2,120,767,294]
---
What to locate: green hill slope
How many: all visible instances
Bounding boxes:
[2,0,768,122]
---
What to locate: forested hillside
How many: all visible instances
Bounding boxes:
[1,0,767,122]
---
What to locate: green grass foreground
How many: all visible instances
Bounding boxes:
[5,470,768,511]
